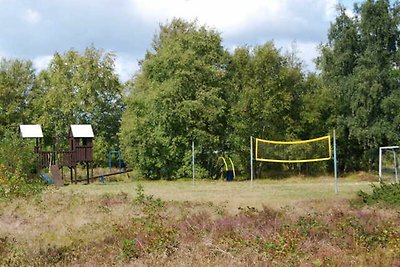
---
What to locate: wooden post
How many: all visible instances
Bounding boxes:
[91,162,94,179]
[70,167,73,184]
[86,162,90,184]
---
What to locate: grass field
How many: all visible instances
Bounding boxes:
[62,176,373,212]
[1,174,399,266]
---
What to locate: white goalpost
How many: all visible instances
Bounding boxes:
[250,130,338,193]
[378,146,399,183]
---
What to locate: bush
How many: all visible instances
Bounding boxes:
[358,182,400,206]
[0,129,37,175]
[0,164,44,199]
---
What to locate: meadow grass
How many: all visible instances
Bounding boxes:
[3,174,398,266]
[61,176,373,212]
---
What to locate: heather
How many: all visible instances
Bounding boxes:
[0,180,398,266]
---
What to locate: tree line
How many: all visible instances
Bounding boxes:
[1,0,399,179]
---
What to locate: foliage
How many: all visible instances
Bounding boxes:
[32,47,124,165]
[120,19,230,179]
[318,0,400,171]
[228,44,324,176]
[2,1,400,178]
[134,183,163,208]
[0,130,44,199]
[358,182,400,206]
[0,129,37,175]
[0,164,44,199]
[0,58,36,137]
[1,180,399,266]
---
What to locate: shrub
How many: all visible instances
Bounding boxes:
[358,182,400,206]
[0,164,44,199]
[0,129,37,176]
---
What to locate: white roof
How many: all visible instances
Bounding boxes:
[70,124,94,138]
[20,125,43,138]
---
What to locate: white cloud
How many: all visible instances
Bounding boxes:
[24,8,41,24]
[130,0,282,35]
[32,55,52,71]
[115,54,139,82]
[0,0,353,77]
[324,0,339,20]
[294,41,320,70]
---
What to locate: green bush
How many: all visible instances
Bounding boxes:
[358,182,400,206]
[0,130,44,199]
[0,164,44,199]
[0,129,37,175]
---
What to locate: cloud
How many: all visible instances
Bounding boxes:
[0,0,154,57]
[292,41,321,70]
[24,8,41,24]
[325,0,339,19]
[0,0,356,79]
[131,0,337,41]
[32,55,52,72]
[130,0,281,35]
[114,53,139,82]
[129,0,342,73]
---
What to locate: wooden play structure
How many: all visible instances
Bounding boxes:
[20,124,94,185]
[21,124,132,186]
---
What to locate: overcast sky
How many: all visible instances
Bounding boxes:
[0,0,355,81]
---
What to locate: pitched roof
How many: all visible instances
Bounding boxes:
[70,124,94,138]
[20,125,43,138]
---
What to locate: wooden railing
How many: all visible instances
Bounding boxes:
[39,147,92,168]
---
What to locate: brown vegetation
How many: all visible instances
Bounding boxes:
[0,181,399,266]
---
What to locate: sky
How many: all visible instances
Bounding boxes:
[0,0,355,82]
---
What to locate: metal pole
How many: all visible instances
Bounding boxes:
[393,149,398,183]
[379,147,382,182]
[250,136,254,187]
[192,140,195,185]
[333,130,338,194]
[378,146,399,183]
[108,151,112,172]
[118,151,122,172]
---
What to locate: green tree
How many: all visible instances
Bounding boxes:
[120,19,230,179]
[318,0,400,171]
[229,43,310,176]
[33,47,124,165]
[0,58,36,136]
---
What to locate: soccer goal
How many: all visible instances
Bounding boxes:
[250,131,338,192]
[378,146,399,183]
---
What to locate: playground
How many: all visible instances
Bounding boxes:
[19,124,133,186]
[2,124,397,266]
[3,126,398,266]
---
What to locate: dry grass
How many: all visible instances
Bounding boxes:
[61,176,373,213]
[1,175,397,266]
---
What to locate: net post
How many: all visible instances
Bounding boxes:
[333,129,338,194]
[250,136,254,188]
[379,147,382,182]
[192,140,195,186]
[393,149,398,183]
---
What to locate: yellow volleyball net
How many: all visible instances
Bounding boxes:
[255,135,332,163]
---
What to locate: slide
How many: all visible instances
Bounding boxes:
[40,173,54,184]
[50,165,64,186]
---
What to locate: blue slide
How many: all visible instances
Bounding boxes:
[40,173,54,184]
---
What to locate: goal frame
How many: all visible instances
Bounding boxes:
[378,146,399,183]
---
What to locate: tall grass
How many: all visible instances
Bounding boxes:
[1,177,396,266]
[62,177,372,212]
